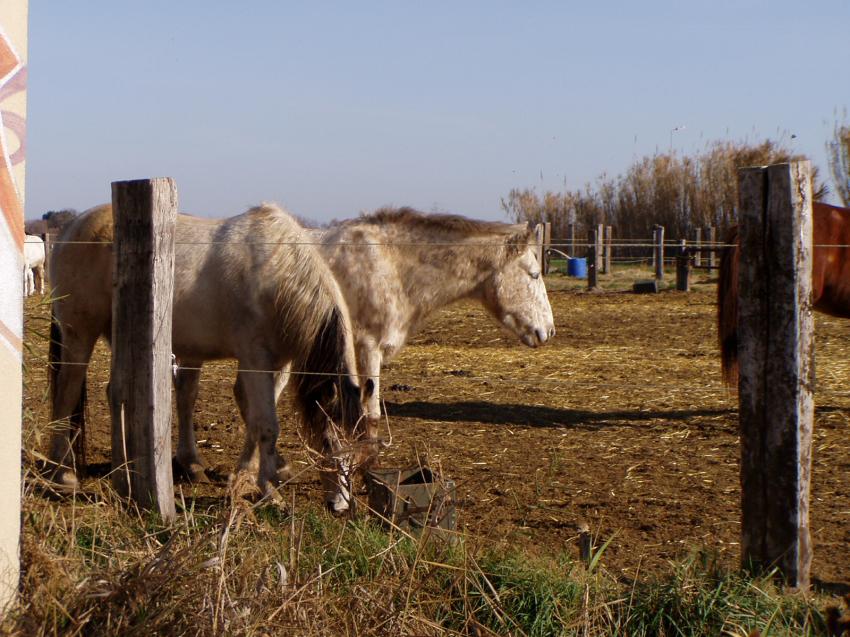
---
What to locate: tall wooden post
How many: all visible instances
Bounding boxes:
[595,224,603,274]
[602,225,612,274]
[542,222,552,275]
[587,229,598,290]
[110,178,177,522]
[675,239,690,291]
[693,227,702,267]
[737,162,814,588]
[534,223,544,269]
[706,226,716,268]
[653,225,665,280]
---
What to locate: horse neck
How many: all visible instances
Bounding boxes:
[393,234,506,314]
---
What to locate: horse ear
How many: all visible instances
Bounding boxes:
[505,229,533,260]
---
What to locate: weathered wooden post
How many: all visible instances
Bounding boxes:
[675,239,690,291]
[738,161,814,588]
[594,223,603,274]
[705,226,716,268]
[602,225,612,274]
[693,227,702,267]
[587,228,598,290]
[542,222,552,275]
[653,225,665,280]
[534,223,544,269]
[109,178,177,522]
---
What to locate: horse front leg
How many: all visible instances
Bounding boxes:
[233,369,289,497]
[358,342,383,422]
[174,363,209,482]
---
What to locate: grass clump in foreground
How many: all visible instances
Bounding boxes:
[5,465,838,637]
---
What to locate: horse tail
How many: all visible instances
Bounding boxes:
[291,306,365,455]
[48,308,87,467]
[717,225,740,388]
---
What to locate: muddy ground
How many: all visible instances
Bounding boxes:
[22,271,850,587]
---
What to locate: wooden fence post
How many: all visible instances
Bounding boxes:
[542,222,552,275]
[109,178,177,522]
[705,226,716,268]
[587,228,598,290]
[595,224,603,274]
[737,161,814,588]
[602,225,612,274]
[693,227,702,267]
[653,225,665,280]
[534,223,544,269]
[675,239,690,291]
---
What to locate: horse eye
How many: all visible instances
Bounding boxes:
[530,271,540,280]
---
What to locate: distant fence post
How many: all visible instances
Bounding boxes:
[653,225,665,280]
[109,178,178,522]
[675,239,690,291]
[602,225,612,274]
[737,161,814,588]
[43,230,56,284]
[587,228,598,290]
[693,227,702,267]
[542,222,552,275]
[705,226,716,268]
[534,223,544,268]
[594,224,602,271]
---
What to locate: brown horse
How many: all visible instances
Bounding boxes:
[718,201,850,385]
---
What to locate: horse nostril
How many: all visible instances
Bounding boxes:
[535,328,547,344]
[549,327,556,339]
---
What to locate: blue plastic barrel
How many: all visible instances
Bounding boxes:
[567,257,587,278]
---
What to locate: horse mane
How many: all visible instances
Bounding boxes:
[360,206,525,237]
[241,204,367,450]
[349,206,533,266]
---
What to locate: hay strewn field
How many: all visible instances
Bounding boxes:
[22,269,850,587]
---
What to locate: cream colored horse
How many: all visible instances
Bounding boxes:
[24,234,45,296]
[176,207,555,500]
[48,203,372,509]
[316,207,556,420]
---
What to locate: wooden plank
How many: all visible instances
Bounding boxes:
[693,227,702,267]
[534,223,544,268]
[737,161,814,588]
[653,225,664,280]
[602,225,612,274]
[587,228,598,290]
[706,226,716,268]
[109,178,177,522]
[595,224,603,273]
[542,222,552,275]
[675,239,690,291]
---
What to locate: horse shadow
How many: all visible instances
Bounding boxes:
[383,400,737,431]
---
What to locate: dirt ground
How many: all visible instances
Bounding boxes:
[22,270,850,587]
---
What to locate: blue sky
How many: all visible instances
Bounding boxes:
[24,1,850,222]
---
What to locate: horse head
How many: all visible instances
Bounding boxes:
[293,306,378,514]
[479,228,556,348]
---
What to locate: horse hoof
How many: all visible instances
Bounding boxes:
[48,468,79,493]
[273,463,292,485]
[185,463,211,483]
[261,483,283,503]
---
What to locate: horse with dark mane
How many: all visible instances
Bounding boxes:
[718,201,850,385]
[48,203,372,510]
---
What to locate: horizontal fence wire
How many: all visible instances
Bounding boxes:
[47,238,850,249]
[31,357,850,399]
